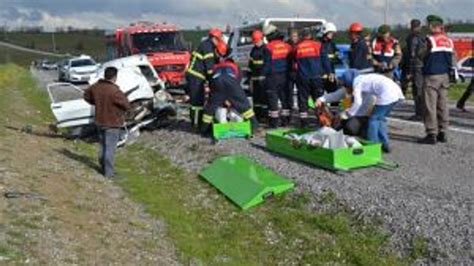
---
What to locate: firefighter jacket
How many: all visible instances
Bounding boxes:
[371,37,402,69]
[262,39,293,76]
[294,39,332,80]
[187,38,217,80]
[321,37,339,72]
[249,45,265,78]
[212,59,241,82]
[349,37,373,70]
[422,33,455,75]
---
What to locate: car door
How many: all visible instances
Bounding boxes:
[47,83,94,128]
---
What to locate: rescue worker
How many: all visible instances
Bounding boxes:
[287,29,300,113]
[348,22,373,73]
[186,28,223,129]
[262,24,293,128]
[248,30,267,122]
[321,22,339,93]
[317,69,404,153]
[201,42,262,136]
[294,29,333,128]
[403,19,426,120]
[83,67,130,178]
[371,24,402,79]
[419,15,455,144]
[457,79,473,112]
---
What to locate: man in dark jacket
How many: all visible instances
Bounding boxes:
[418,15,455,144]
[186,28,223,129]
[404,19,426,120]
[84,67,130,178]
[348,22,373,73]
[249,30,267,122]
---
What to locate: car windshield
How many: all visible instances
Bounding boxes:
[132,32,186,53]
[71,59,95,67]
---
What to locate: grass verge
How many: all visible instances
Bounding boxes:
[73,142,406,265]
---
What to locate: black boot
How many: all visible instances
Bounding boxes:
[200,122,212,138]
[418,134,437,145]
[281,116,290,127]
[437,132,447,143]
[269,117,279,129]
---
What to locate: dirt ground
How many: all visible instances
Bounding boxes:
[0,80,179,264]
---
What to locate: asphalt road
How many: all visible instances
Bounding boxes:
[33,68,474,265]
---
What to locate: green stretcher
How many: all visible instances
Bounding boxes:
[266,128,392,171]
[212,121,252,140]
[200,155,295,210]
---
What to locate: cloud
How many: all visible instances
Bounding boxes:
[0,0,473,31]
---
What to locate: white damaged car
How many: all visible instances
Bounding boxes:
[47,55,177,142]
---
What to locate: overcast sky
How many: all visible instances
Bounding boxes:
[0,0,473,30]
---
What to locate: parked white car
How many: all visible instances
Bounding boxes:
[457,56,474,82]
[64,55,99,83]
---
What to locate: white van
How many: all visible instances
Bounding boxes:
[227,18,327,73]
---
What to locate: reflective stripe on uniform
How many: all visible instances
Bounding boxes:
[251,76,265,81]
[281,109,291,116]
[269,111,279,118]
[203,53,214,59]
[242,109,255,119]
[192,51,204,59]
[186,68,206,80]
[299,112,308,118]
[250,58,264,65]
[202,114,213,123]
[191,106,204,125]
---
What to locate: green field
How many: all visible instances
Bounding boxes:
[0,46,60,67]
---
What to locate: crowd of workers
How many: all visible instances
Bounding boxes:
[85,14,463,178]
[186,14,458,147]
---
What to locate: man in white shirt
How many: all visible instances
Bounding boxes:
[317,69,404,153]
[316,86,375,138]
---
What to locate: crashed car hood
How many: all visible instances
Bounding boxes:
[49,69,155,128]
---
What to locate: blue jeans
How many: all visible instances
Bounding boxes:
[367,102,397,148]
[98,127,121,177]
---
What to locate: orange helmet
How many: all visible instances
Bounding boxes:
[349,22,363,32]
[251,30,263,44]
[215,40,228,56]
[209,28,223,39]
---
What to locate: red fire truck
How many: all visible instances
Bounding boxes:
[449,33,474,82]
[106,21,190,89]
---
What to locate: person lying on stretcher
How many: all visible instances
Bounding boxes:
[316,69,404,153]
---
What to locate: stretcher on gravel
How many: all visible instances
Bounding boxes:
[212,121,252,140]
[200,155,294,210]
[266,128,389,171]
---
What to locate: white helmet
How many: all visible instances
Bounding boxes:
[263,24,277,36]
[324,22,337,34]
